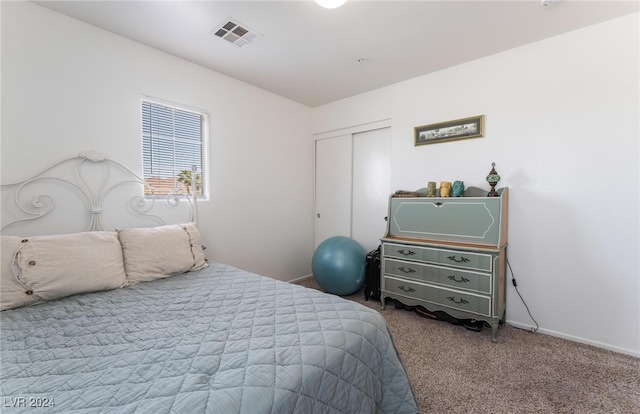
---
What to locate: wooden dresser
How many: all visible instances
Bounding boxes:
[380,187,508,342]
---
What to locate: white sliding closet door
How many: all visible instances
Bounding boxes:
[352,128,391,252]
[314,127,391,252]
[314,134,352,249]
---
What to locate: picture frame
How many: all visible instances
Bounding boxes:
[414,115,485,146]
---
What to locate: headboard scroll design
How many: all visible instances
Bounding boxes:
[1,151,197,234]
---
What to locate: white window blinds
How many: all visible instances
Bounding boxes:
[142,99,205,196]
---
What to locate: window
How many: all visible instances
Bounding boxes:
[141,98,206,197]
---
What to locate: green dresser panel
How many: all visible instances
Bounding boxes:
[388,196,502,245]
[383,243,493,272]
[384,258,491,294]
[384,276,491,317]
[384,276,438,303]
[437,288,491,317]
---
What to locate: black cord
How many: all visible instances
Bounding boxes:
[507,257,539,333]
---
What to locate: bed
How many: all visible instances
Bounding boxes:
[0,153,419,413]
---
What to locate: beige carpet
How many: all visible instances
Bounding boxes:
[294,278,640,414]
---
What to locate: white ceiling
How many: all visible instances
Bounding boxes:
[33,0,639,107]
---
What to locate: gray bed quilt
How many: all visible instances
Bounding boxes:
[1,262,419,413]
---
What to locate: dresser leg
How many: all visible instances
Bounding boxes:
[491,321,499,343]
[381,296,386,310]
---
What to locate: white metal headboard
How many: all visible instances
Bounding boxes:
[1,151,197,235]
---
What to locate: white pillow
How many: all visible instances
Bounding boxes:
[118,222,207,284]
[1,236,42,311]
[5,231,127,308]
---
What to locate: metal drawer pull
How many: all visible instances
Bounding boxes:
[397,249,416,256]
[447,255,470,263]
[447,275,470,283]
[398,266,416,274]
[398,285,416,293]
[447,296,469,305]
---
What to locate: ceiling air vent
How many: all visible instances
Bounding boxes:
[211,19,262,48]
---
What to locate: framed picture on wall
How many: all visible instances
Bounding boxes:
[414,115,485,146]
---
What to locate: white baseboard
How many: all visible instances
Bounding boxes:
[288,274,314,284]
[506,320,639,358]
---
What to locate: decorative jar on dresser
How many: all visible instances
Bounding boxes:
[380,187,508,342]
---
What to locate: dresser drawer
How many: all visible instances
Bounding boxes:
[437,288,491,317]
[384,276,438,303]
[383,242,493,272]
[383,243,429,261]
[384,258,491,294]
[384,276,491,317]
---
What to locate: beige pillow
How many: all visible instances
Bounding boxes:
[118,222,207,284]
[1,236,42,311]
[6,231,127,307]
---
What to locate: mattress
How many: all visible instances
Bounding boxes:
[1,262,419,413]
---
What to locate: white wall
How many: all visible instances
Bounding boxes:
[313,14,640,357]
[1,2,315,281]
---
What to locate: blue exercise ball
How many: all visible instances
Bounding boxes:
[312,236,366,296]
